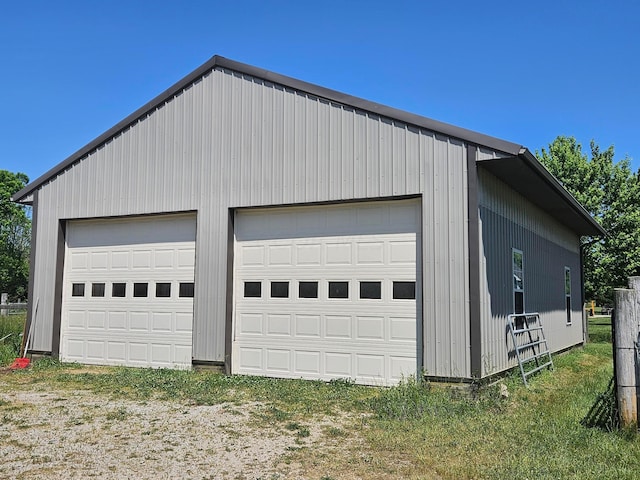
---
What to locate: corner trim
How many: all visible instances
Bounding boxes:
[467,145,482,378]
[51,220,66,358]
[23,191,38,354]
[224,209,235,375]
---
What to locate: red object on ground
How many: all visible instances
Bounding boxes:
[9,357,30,369]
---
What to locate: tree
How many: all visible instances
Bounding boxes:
[537,136,640,304]
[0,170,31,301]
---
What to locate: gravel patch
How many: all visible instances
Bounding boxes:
[0,388,321,479]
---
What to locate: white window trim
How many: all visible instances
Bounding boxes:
[564,266,572,324]
[512,248,524,314]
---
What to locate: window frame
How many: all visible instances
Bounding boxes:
[512,248,524,314]
[298,281,319,299]
[359,281,382,300]
[392,281,416,300]
[564,267,572,324]
[328,281,349,299]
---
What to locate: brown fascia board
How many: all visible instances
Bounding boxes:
[12,55,525,203]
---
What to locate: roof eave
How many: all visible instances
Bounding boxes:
[477,148,606,237]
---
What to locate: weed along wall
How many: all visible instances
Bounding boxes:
[613,276,640,428]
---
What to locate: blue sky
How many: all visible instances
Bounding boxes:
[2,1,639,185]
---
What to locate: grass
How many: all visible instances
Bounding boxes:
[1,314,637,479]
[0,313,25,365]
[588,314,612,343]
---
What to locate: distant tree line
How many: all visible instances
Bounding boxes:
[537,136,640,305]
[0,170,30,302]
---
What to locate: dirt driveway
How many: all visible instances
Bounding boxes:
[0,384,352,479]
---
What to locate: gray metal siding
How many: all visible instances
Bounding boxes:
[30,67,471,378]
[478,169,583,377]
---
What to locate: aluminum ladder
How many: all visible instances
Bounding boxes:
[508,313,554,386]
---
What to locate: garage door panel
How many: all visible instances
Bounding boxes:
[355,354,385,378]
[295,315,321,337]
[356,242,384,264]
[389,241,417,264]
[326,243,352,265]
[87,311,106,329]
[107,342,126,362]
[90,252,109,270]
[241,245,265,266]
[154,249,174,268]
[238,313,264,335]
[390,317,417,341]
[151,312,173,332]
[67,311,86,329]
[239,347,263,370]
[111,251,129,269]
[296,244,321,265]
[266,314,291,336]
[86,340,106,360]
[266,349,291,372]
[356,316,385,340]
[268,245,293,266]
[108,311,127,330]
[325,352,351,376]
[70,252,89,271]
[325,315,352,338]
[294,351,321,374]
[61,214,195,369]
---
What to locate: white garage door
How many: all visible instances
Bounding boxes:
[233,199,420,386]
[61,214,196,369]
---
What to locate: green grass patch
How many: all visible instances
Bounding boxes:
[16,361,373,417]
[0,313,25,366]
[589,315,612,343]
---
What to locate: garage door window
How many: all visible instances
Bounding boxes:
[112,283,126,298]
[91,283,105,297]
[156,283,171,298]
[244,281,261,298]
[179,282,194,298]
[299,281,318,299]
[271,281,289,298]
[393,281,415,300]
[134,283,148,297]
[72,283,85,297]
[328,281,349,299]
[360,281,381,299]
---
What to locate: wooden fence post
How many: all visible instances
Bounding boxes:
[614,287,638,428]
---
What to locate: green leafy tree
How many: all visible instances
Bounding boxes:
[0,170,31,301]
[537,136,640,304]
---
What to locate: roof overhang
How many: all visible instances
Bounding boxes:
[477,148,605,237]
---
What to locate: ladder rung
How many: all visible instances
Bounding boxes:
[512,326,543,333]
[518,354,551,364]
[516,340,547,351]
[523,361,553,377]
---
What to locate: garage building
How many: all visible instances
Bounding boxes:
[13,56,604,385]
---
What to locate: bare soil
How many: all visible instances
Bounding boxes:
[0,386,345,480]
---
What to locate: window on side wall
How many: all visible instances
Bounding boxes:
[565,267,572,324]
[512,249,524,315]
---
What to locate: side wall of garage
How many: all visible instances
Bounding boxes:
[477,169,583,377]
[28,66,473,378]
